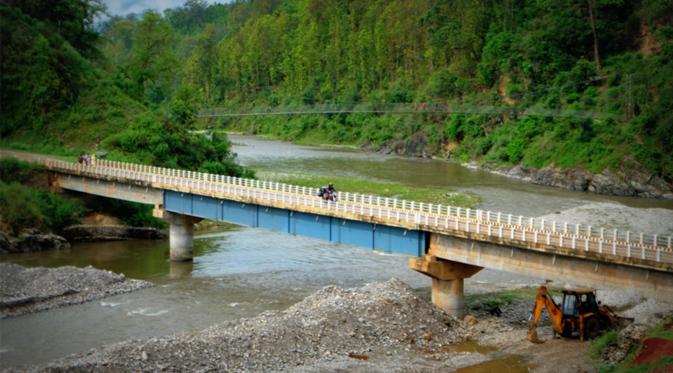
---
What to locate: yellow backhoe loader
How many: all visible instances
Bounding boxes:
[527,286,633,343]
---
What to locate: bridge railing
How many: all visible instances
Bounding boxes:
[2,149,671,265]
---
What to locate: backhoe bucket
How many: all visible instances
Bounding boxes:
[527,329,544,344]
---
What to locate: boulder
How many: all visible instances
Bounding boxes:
[13,233,70,253]
[0,232,14,254]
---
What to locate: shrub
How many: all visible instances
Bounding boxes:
[0,182,83,234]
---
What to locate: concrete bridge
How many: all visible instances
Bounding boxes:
[3,150,672,316]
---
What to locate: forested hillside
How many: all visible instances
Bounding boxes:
[0,0,251,177]
[2,0,672,193]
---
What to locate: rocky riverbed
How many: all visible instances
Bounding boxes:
[35,279,476,372]
[479,163,673,199]
[0,231,70,254]
[61,225,166,242]
[538,201,673,236]
[0,263,153,318]
[17,278,671,373]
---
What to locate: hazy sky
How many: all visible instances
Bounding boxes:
[102,0,223,17]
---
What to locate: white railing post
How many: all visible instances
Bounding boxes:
[552,221,556,233]
[585,239,589,251]
[497,212,501,223]
[599,240,603,253]
[564,222,568,234]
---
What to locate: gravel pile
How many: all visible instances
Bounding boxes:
[39,278,475,372]
[0,263,153,318]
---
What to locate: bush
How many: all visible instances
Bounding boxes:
[0,157,41,183]
[590,330,618,359]
[0,182,45,234]
[0,182,84,234]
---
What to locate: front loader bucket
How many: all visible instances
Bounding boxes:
[527,329,544,344]
[615,317,635,329]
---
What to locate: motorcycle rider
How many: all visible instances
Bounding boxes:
[318,183,337,200]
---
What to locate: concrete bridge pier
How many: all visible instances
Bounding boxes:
[163,211,202,262]
[410,255,482,317]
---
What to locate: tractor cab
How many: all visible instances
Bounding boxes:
[561,288,599,317]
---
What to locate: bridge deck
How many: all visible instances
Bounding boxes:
[2,150,672,273]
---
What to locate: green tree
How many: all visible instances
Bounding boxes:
[126,11,177,104]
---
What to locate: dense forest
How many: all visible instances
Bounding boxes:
[1,0,672,182]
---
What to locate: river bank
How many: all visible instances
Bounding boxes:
[0,225,166,255]
[0,263,153,319]
[478,163,673,200]
[23,278,672,372]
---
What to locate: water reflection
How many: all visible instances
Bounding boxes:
[169,261,193,279]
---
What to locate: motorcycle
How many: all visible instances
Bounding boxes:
[318,188,338,202]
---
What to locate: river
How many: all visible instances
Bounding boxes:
[1,135,671,368]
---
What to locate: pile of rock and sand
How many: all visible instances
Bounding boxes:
[36,279,489,372]
[0,263,153,318]
[2,262,670,372]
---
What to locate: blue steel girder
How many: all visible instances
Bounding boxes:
[163,191,425,256]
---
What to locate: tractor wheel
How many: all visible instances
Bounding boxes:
[584,317,601,340]
[561,323,573,338]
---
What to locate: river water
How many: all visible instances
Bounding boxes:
[1,135,671,368]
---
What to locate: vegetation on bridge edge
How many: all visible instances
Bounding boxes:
[0,157,165,233]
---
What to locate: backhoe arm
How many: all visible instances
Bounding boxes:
[528,286,563,343]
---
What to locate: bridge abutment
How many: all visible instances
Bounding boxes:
[163,212,202,262]
[410,255,482,317]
